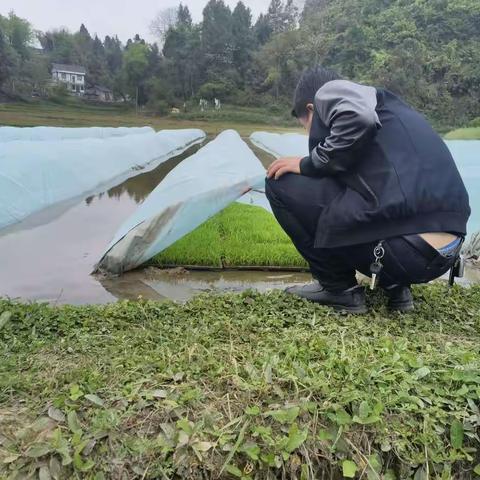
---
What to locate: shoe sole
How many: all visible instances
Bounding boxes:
[328,304,368,315]
[389,302,415,313]
[285,290,367,314]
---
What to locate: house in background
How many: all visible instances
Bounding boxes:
[84,85,114,102]
[51,63,86,95]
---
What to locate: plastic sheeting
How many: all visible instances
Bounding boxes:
[251,132,479,238]
[237,189,272,213]
[447,141,480,242]
[250,131,309,159]
[96,130,266,274]
[0,129,206,230]
[0,126,154,142]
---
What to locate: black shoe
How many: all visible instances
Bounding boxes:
[285,281,367,314]
[384,285,414,312]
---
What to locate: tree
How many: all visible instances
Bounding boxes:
[4,12,33,59]
[201,0,234,77]
[163,6,201,100]
[301,0,329,22]
[177,4,193,27]
[232,2,253,80]
[150,7,178,44]
[255,29,306,99]
[0,23,16,89]
[254,14,273,45]
[123,41,150,108]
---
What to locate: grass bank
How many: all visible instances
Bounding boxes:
[1,284,480,479]
[445,127,480,140]
[0,101,299,138]
[153,203,307,269]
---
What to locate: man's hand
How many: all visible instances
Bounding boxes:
[267,157,302,180]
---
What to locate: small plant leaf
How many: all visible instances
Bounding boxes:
[343,459,358,478]
[285,423,308,453]
[245,405,260,416]
[265,406,300,424]
[84,394,104,407]
[48,406,66,423]
[2,454,20,464]
[25,443,52,458]
[241,441,260,460]
[69,384,84,401]
[473,464,480,475]
[413,367,431,380]
[194,441,214,452]
[0,311,12,329]
[49,456,62,479]
[225,464,243,478]
[67,411,82,434]
[152,389,168,399]
[450,419,464,449]
[39,465,52,480]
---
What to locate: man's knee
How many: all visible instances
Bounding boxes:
[265,175,288,205]
[265,174,295,205]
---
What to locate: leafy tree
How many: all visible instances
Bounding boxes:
[232,2,253,80]
[163,5,201,100]
[0,23,17,89]
[3,12,32,59]
[254,14,273,45]
[178,4,193,27]
[123,41,150,106]
[201,0,234,77]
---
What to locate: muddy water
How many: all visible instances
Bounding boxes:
[0,139,312,305]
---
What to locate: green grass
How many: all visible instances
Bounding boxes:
[444,127,480,140]
[0,101,301,138]
[153,203,307,269]
[1,284,480,479]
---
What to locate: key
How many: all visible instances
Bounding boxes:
[370,261,383,290]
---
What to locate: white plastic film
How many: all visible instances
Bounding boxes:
[0,129,206,230]
[0,126,155,142]
[96,130,266,274]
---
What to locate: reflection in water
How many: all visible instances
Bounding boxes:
[99,269,312,304]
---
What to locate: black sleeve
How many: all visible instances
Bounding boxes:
[300,80,382,178]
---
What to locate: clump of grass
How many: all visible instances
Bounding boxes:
[153,203,308,269]
[0,283,479,479]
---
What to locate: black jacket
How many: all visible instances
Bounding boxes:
[300,80,471,248]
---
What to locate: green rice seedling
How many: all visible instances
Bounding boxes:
[154,203,308,268]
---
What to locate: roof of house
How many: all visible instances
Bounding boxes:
[52,63,86,74]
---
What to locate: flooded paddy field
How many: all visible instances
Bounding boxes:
[0,135,478,305]
[0,140,312,304]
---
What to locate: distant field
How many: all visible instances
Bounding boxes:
[0,101,300,138]
[445,126,480,140]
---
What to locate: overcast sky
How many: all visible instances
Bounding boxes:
[0,0,280,43]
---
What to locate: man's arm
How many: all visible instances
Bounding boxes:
[300,80,382,178]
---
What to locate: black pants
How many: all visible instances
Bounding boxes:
[265,174,458,292]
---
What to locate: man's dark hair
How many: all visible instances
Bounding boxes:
[292,66,342,118]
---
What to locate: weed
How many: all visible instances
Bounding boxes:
[1,283,479,478]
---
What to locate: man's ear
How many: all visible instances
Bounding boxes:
[307,103,314,113]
